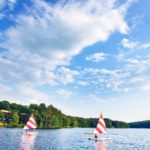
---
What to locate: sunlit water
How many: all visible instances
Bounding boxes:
[0,128,150,150]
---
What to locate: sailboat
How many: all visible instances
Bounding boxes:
[86,113,112,141]
[23,114,36,133]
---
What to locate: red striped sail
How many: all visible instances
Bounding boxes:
[24,114,36,129]
[94,113,107,134]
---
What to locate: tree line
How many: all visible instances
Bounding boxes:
[129,121,150,128]
[0,100,135,128]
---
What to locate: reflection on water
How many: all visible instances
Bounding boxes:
[95,141,108,150]
[1,128,150,150]
[21,132,37,150]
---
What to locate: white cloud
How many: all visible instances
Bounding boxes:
[129,77,144,83]
[16,83,49,104]
[86,52,106,62]
[57,89,73,99]
[7,0,17,8]
[87,94,116,104]
[77,80,89,86]
[121,38,138,49]
[84,67,117,75]
[83,67,128,92]
[82,55,150,92]
[0,0,134,103]
[120,56,150,91]
[126,58,140,64]
[142,43,150,49]
[56,67,80,84]
[0,0,17,8]
[0,0,130,84]
[115,38,150,62]
[125,56,150,74]
[140,83,150,91]
[0,0,17,19]
[89,94,105,103]
[0,82,50,104]
[121,38,150,49]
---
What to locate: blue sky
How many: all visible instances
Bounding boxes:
[0,0,150,122]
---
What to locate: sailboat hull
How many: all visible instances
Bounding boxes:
[88,137,112,141]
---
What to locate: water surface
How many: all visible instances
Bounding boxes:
[0,128,150,150]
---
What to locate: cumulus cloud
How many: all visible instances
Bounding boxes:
[82,54,150,92]
[117,38,150,62]
[82,67,127,92]
[56,67,80,84]
[121,38,138,49]
[0,0,130,80]
[0,0,134,102]
[125,56,150,74]
[126,58,140,64]
[86,52,106,62]
[121,38,150,49]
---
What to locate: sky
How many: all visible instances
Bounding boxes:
[0,0,150,122]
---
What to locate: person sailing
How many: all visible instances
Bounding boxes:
[88,133,98,141]
[94,133,98,141]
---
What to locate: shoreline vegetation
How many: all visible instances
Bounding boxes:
[0,100,149,128]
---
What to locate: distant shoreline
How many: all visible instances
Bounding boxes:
[0,126,150,129]
[0,100,150,128]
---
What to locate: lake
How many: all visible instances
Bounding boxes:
[0,128,150,150]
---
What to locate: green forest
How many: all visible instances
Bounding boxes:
[129,120,150,128]
[0,100,148,128]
